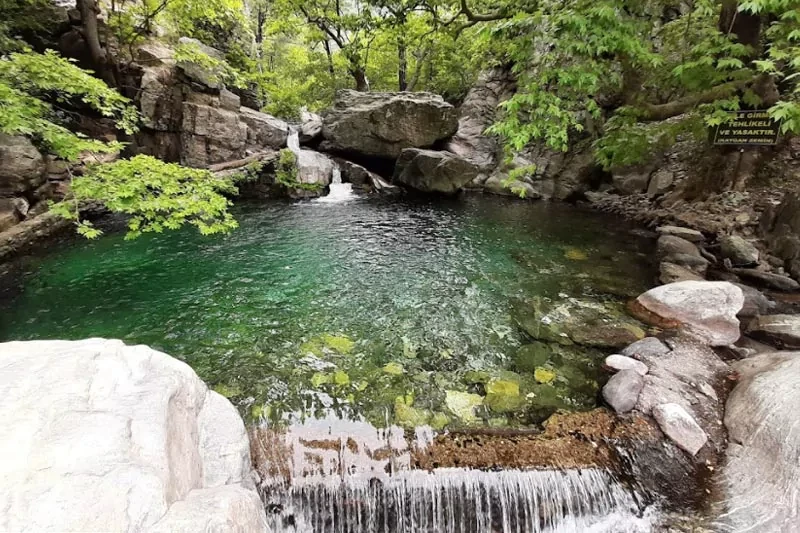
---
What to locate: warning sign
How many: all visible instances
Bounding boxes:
[712,110,780,146]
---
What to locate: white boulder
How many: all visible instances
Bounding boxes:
[634,281,744,346]
[0,338,267,533]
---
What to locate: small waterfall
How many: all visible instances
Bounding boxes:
[251,418,656,533]
[262,468,654,533]
[287,129,301,155]
[315,164,355,203]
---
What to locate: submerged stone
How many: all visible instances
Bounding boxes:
[534,367,557,384]
[485,379,525,413]
[444,390,483,423]
[515,342,555,373]
[516,297,647,349]
[394,398,432,428]
[382,362,405,375]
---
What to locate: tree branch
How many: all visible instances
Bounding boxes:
[638,78,752,121]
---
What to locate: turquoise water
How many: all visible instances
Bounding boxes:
[0,195,653,427]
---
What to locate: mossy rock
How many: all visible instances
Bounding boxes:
[394,397,432,428]
[534,367,557,384]
[300,334,356,356]
[463,370,491,384]
[445,390,483,423]
[484,379,525,413]
[515,342,554,373]
[383,362,405,375]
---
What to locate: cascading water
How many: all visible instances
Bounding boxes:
[251,417,657,533]
[287,127,355,203]
[315,164,355,203]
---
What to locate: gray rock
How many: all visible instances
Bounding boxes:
[602,369,645,413]
[181,102,247,167]
[219,88,241,111]
[604,354,648,376]
[337,159,399,194]
[392,148,479,194]
[746,314,800,348]
[720,235,760,266]
[733,283,775,318]
[634,281,744,346]
[663,252,710,274]
[656,225,705,243]
[647,169,674,196]
[732,268,800,292]
[659,262,704,284]
[136,41,175,66]
[0,339,266,532]
[0,207,18,233]
[176,37,226,89]
[612,171,650,194]
[657,235,701,259]
[299,110,323,144]
[483,174,540,199]
[293,149,334,195]
[446,68,515,170]
[717,352,800,532]
[621,337,671,359]
[321,90,458,159]
[653,403,708,456]
[635,336,729,452]
[0,134,46,196]
[239,107,289,151]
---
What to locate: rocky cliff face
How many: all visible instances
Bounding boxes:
[132,40,289,168]
[0,338,268,533]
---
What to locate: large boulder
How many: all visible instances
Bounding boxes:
[0,134,46,196]
[445,68,515,170]
[0,339,267,533]
[632,281,744,346]
[239,107,289,151]
[718,352,800,532]
[181,101,247,167]
[321,90,458,159]
[175,37,226,90]
[289,149,335,199]
[392,148,479,194]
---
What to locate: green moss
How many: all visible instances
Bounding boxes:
[394,397,432,428]
[382,362,405,375]
[445,390,483,423]
[321,334,355,354]
[213,383,242,398]
[484,379,525,413]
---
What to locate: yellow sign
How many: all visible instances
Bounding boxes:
[712,110,780,146]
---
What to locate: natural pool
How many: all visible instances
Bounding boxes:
[0,195,654,429]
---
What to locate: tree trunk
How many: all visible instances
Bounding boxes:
[398,37,407,91]
[324,40,335,78]
[352,67,370,92]
[76,0,116,86]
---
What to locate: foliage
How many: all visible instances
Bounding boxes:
[0,50,136,161]
[275,148,299,187]
[480,0,800,171]
[173,40,246,88]
[50,155,239,239]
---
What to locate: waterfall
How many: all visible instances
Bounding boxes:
[315,163,355,203]
[287,129,301,156]
[251,418,657,533]
[261,468,655,533]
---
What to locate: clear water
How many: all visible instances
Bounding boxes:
[0,195,653,427]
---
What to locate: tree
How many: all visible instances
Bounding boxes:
[0,44,239,239]
[461,0,799,196]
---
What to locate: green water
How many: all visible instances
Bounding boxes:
[0,195,653,427]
